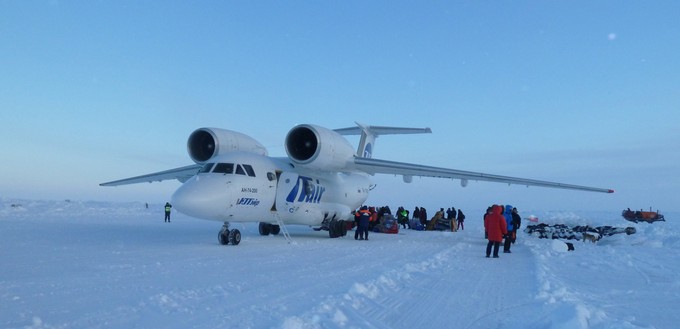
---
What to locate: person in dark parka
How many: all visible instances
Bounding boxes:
[511,207,522,244]
[457,209,466,231]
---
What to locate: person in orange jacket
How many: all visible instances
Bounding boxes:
[484,205,508,258]
[356,206,371,240]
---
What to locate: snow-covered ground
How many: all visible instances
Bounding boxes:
[1,199,678,329]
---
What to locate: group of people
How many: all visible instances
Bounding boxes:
[412,206,465,232]
[483,205,522,258]
[446,207,466,231]
[351,205,467,237]
[354,205,402,238]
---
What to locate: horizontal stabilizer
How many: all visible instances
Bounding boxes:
[334,123,431,136]
[334,122,431,158]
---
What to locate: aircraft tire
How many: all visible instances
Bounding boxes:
[218,228,230,245]
[339,220,348,236]
[258,222,270,236]
[229,229,241,245]
[328,221,338,238]
[271,225,281,235]
[330,220,345,238]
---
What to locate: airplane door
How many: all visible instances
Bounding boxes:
[274,171,328,226]
[275,171,299,216]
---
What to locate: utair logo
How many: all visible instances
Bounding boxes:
[363,143,373,158]
[286,176,325,204]
[237,198,260,206]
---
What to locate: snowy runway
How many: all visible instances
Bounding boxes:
[2,200,677,328]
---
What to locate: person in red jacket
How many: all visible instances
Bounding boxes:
[484,205,508,258]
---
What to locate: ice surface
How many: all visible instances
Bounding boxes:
[1,199,677,328]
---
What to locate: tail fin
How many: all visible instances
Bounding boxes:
[334,122,432,158]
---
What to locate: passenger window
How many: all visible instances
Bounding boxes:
[267,172,276,181]
[243,164,256,177]
[199,163,214,173]
[304,180,314,195]
[213,163,234,174]
[235,164,246,175]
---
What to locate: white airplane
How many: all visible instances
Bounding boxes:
[101,123,613,245]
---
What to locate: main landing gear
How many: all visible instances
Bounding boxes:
[218,222,241,246]
[258,222,281,236]
[313,219,348,238]
[327,219,348,238]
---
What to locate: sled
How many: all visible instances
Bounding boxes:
[382,216,399,234]
[409,218,424,231]
[622,208,665,223]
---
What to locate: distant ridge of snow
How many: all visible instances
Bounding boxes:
[0,198,159,219]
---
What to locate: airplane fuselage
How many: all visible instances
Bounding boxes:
[101,123,612,245]
[171,151,371,226]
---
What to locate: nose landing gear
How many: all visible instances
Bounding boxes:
[218,222,241,245]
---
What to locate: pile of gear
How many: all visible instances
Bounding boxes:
[524,224,636,242]
[372,214,399,234]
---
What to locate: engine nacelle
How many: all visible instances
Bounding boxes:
[187,128,268,164]
[285,124,356,171]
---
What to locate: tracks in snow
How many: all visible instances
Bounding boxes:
[284,234,541,329]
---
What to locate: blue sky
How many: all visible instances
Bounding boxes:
[1,1,678,212]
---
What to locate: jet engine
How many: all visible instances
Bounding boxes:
[285,124,356,171]
[187,128,268,164]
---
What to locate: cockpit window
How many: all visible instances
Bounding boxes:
[213,163,234,174]
[199,163,214,173]
[243,164,256,177]
[209,162,255,177]
[235,164,246,175]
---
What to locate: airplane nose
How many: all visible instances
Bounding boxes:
[172,177,227,220]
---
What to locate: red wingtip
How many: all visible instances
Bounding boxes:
[608,189,615,193]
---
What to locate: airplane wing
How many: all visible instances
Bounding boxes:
[353,157,614,193]
[100,164,202,186]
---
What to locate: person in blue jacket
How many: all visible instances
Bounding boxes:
[503,204,514,253]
